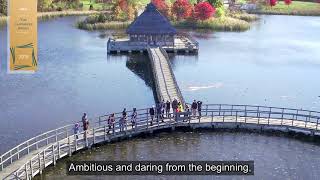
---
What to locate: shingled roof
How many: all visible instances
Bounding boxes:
[126,3,177,35]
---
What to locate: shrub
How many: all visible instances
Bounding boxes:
[194,2,216,21]
[215,7,225,18]
[284,0,292,6]
[89,4,94,10]
[172,0,193,20]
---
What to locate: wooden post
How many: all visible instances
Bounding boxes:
[281,108,284,126]
[30,159,33,177]
[258,107,260,124]
[74,135,78,151]
[236,111,238,122]
[99,117,101,127]
[219,105,221,116]
[58,142,61,159]
[68,136,71,156]
[146,109,149,130]
[223,111,225,122]
[43,150,46,167]
[268,107,271,125]
[231,105,233,116]
[52,145,56,166]
[17,147,20,160]
[25,163,29,180]
[104,125,107,141]
[0,156,3,171]
[205,105,208,116]
[244,106,247,122]
[46,134,49,145]
[316,118,319,130]
[38,153,42,175]
[10,151,12,164]
[85,131,89,148]
[211,112,213,124]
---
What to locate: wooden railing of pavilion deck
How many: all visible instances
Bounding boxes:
[1,104,320,179]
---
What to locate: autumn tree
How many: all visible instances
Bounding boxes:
[152,0,169,17]
[269,0,277,7]
[172,0,193,20]
[194,2,215,21]
[284,0,292,6]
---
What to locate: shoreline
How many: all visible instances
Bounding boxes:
[0,10,104,26]
[77,16,254,32]
[249,10,320,17]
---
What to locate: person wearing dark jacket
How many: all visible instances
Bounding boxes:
[172,99,178,116]
[191,100,198,116]
[165,100,171,117]
[149,106,155,126]
[197,101,203,118]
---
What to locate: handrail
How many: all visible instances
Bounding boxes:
[159,47,185,109]
[152,47,173,103]
[1,104,320,179]
[147,48,165,102]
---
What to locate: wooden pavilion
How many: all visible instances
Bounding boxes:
[126,3,177,47]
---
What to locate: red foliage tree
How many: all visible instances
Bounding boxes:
[172,0,193,20]
[194,2,215,21]
[119,0,128,11]
[152,0,169,17]
[284,0,292,6]
[269,0,277,7]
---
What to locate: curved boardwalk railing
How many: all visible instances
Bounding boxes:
[1,104,320,179]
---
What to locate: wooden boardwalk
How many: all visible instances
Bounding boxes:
[107,36,199,54]
[1,105,320,179]
[148,47,185,106]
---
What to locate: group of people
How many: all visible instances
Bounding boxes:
[73,99,203,138]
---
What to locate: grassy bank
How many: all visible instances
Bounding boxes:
[38,10,102,20]
[77,21,131,30]
[229,12,260,22]
[173,17,251,32]
[251,1,320,16]
[0,11,102,26]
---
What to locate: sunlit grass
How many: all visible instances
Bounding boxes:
[173,17,250,32]
[256,1,320,16]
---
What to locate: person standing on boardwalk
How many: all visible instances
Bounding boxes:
[107,113,115,134]
[149,105,155,126]
[156,104,162,123]
[191,100,198,116]
[197,101,203,118]
[172,99,178,116]
[74,123,80,139]
[122,108,127,130]
[165,100,171,117]
[131,108,137,129]
[82,113,87,131]
[83,118,89,139]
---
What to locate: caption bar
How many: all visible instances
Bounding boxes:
[67,161,254,175]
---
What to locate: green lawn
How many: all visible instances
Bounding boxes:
[81,0,108,10]
[259,1,320,16]
[265,1,319,11]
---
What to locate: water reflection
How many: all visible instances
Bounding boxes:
[36,132,320,180]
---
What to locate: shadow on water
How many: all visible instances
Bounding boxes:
[109,53,160,103]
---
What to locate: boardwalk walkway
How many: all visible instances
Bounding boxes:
[148,47,185,107]
[1,104,320,179]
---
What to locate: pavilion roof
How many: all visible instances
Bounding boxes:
[126,3,177,35]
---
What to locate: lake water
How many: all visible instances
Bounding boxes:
[35,132,320,179]
[0,15,320,153]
